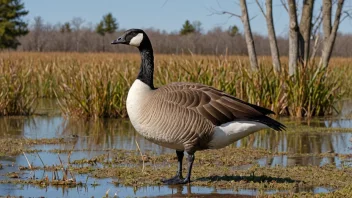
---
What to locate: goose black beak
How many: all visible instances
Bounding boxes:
[111,37,126,45]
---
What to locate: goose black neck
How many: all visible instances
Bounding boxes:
[137,42,154,89]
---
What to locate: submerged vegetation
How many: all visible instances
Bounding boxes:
[0,52,351,118]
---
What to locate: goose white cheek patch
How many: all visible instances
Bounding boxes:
[129,33,143,47]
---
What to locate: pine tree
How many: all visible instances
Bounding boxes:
[60,22,72,33]
[95,21,105,36]
[95,13,118,35]
[103,13,118,34]
[180,20,195,35]
[95,13,117,51]
[228,25,239,37]
[0,0,29,49]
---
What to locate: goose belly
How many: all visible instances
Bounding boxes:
[131,120,185,150]
[145,136,185,150]
[130,118,185,150]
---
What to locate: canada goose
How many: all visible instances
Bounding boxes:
[111,29,285,185]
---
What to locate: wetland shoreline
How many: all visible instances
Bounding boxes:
[0,104,352,197]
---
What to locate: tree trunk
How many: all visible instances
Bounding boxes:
[102,35,105,52]
[265,0,281,74]
[287,0,299,76]
[320,0,344,69]
[299,0,314,66]
[240,0,258,71]
[322,0,332,43]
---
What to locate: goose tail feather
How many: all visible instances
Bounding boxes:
[255,116,286,131]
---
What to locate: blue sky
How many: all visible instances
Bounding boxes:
[23,0,352,36]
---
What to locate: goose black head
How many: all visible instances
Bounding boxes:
[111,29,150,48]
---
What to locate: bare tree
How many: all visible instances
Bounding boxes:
[320,0,345,69]
[239,0,258,71]
[310,6,323,60]
[192,20,203,34]
[299,0,314,66]
[221,0,258,71]
[32,16,46,51]
[71,17,85,51]
[256,0,281,74]
[15,15,352,57]
[60,22,72,52]
[285,0,347,72]
[25,16,52,52]
[287,0,299,76]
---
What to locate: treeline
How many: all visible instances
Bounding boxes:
[14,18,352,57]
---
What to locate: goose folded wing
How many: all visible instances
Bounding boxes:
[158,82,275,126]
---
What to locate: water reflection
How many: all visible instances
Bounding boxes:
[297,118,352,128]
[0,179,332,198]
[0,115,352,166]
[257,155,345,168]
[236,130,352,155]
[325,119,352,128]
[0,181,253,198]
[338,100,352,117]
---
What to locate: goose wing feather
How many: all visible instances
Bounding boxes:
[154,82,285,131]
[155,82,262,124]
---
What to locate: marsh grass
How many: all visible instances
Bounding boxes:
[286,65,343,117]
[0,58,37,115]
[0,52,350,117]
[56,61,130,118]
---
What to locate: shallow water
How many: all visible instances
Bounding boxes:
[0,182,279,197]
[0,100,351,197]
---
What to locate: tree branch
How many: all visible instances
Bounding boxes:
[280,0,289,12]
[331,0,344,34]
[161,0,169,8]
[320,0,345,69]
[255,0,267,17]
[340,10,352,23]
[249,15,258,21]
[322,0,332,39]
[312,6,323,27]
[222,11,241,18]
[311,13,323,39]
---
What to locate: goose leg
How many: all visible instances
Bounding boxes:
[162,150,184,184]
[162,152,195,185]
[182,153,194,184]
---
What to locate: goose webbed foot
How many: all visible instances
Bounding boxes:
[161,150,188,185]
[161,174,184,184]
[161,176,189,185]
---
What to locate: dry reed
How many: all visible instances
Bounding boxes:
[0,52,350,117]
